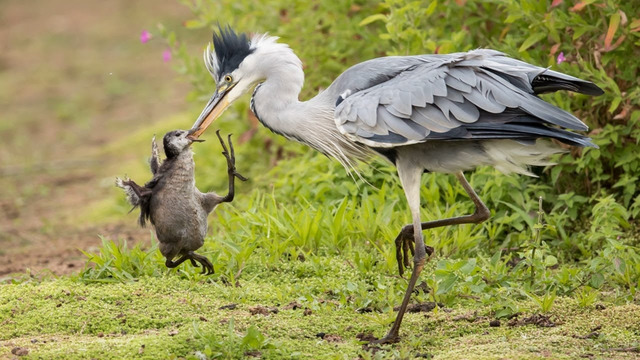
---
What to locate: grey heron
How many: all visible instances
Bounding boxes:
[187,27,602,343]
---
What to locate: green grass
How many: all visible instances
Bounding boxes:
[3,115,635,358]
[2,253,639,359]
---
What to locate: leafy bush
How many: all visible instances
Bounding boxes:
[363,0,640,208]
[78,236,167,282]
[187,318,276,360]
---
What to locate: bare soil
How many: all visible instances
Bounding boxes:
[0,0,201,277]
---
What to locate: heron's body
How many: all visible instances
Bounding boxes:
[188,28,603,342]
[246,45,599,169]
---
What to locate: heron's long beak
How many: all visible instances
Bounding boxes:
[188,85,234,140]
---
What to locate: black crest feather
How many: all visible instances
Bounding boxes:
[213,26,254,79]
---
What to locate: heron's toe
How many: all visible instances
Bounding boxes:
[372,334,400,344]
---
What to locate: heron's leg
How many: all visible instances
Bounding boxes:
[377,165,425,344]
[216,131,248,203]
[396,172,490,276]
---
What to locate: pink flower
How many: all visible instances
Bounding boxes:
[556,52,566,64]
[162,49,172,62]
[140,30,152,43]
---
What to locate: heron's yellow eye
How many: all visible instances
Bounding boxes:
[224,75,233,83]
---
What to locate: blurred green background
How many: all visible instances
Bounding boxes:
[0,0,208,274]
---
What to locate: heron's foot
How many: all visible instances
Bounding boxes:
[394,227,434,277]
[394,227,413,277]
[371,333,400,344]
[216,130,248,182]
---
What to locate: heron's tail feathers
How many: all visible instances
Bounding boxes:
[482,140,565,177]
[532,69,604,96]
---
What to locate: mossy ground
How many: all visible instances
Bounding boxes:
[2,255,639,359]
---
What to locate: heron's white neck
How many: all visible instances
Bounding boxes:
[250,43,370,170]
[250,43,306,133]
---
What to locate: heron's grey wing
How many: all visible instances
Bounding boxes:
[334,49,599,148]
[150,135,161,175]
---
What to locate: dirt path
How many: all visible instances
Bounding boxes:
[0,0,200,276]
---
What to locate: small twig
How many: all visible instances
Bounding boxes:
[234,263,246,280]
[560,274,591,296]
[343,259,355,270]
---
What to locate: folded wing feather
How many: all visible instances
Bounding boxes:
[334,49,596,148]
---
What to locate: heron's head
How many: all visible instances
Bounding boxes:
[188,27,300,140]
[163,129,204,158]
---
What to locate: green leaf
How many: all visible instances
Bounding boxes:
[459,258,477,275]
[495,308,514,319]
[590,273,605,288]
[613,257,626,275]
[498,201,535,231]
[359,14,387,26]
[519,32,547,52]
[505,13,522,24]
[545,255,558,267]
[572,25,592,40]
[241,326,265,349]
[436,274,458,295]
[609,96,622,113]
[425,0,438,16]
